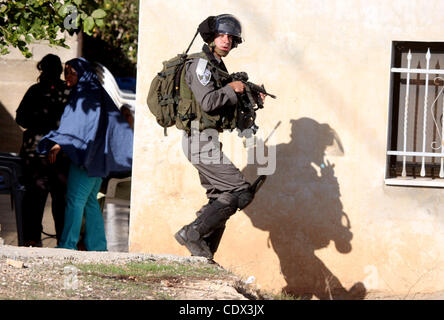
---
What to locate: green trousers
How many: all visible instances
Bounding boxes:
[57,163,107,251]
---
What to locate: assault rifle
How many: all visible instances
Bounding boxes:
[229,72,276,137]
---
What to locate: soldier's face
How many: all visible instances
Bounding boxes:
[214,33,233,53]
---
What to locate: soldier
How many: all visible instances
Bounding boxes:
[174,14,266,261]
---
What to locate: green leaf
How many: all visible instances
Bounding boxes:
[25,34,33,43]
[58,4,68,17]
[73,0,82,6]
[74,14,81,28]
[58,3,76,17]
[83,16,94,32]
[32,17,42,29]
[104,0,112,10]
[91,9,106,19]
[95,18,104,27]
[23,50,33,58]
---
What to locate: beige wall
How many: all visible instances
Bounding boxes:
[0,33,81,153]
[132,0,444,297]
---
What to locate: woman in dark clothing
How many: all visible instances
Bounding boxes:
[16,54,70,247]
[38,58,133,251]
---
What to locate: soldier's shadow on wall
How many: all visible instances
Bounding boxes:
[241,117,366,300]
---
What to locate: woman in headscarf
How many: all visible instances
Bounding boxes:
[38,57,134,251]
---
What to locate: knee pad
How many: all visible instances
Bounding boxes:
[196,198,216,217]
[233,176,267,210]
[194,194,238,235]
[214,193,238,217]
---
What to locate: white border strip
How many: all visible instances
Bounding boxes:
[385,177,444,187]
[391,67,444,74]
[387,151,444,157]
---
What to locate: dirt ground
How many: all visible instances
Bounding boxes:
[0,245,261,300]
[1,244,444,300]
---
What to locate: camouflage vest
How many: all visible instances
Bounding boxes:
[175,51,237,134]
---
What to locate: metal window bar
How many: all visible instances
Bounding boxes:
[388,48,444,179]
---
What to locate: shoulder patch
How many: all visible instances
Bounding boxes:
[196,58,211,86]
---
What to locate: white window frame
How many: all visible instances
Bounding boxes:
[385,41,444,187]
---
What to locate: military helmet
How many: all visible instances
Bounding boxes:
[198,14,243,47]
[214,14,242,45]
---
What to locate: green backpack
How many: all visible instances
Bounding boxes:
[147,32,237,135]
[147,32,205,135]
[147,53,189,135]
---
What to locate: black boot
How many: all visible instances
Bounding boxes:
[204,224,226,255]
[175,223,213,259]
[175,194,238,259]
[195,199,226,255]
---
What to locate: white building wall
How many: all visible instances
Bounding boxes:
[132,0,444,296]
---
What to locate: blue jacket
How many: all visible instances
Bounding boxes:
[38,58,133,178]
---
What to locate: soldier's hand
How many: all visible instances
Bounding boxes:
[228,81,245,94]
[260,84,266,103]
[260,93,266,103]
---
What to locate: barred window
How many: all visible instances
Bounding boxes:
[386,41,444,187]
